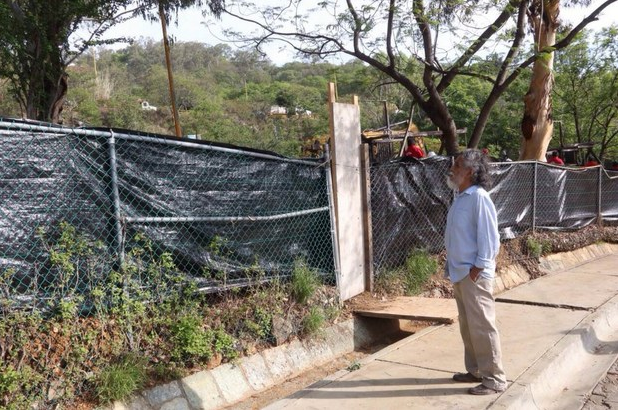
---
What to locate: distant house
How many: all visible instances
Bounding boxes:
[269,105,287,116]
[269,105,313,117]
[140,101,157,111]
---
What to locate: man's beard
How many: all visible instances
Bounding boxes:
[446,173,460,191]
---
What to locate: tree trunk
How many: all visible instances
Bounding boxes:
[520,0,560,160]
[468,92,501,149]
[417,90,460,155]
[48,73,68,124]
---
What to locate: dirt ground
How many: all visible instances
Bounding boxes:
[230,225,618,409]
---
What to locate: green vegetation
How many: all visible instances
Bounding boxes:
[301,306,326,336]
[0,222,338,409]
[1,30,614,160]
[96,355,148,404]
[346,361,362,372]
[526,237,553,259]
[376,249,438,296]
[291,259,321,305]
[403,250,438,296]
[170,314,214,362]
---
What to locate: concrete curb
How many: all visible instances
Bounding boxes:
[539,243,618,273]
[109,318,397,410]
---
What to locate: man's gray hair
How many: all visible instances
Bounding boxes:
[459,149,492,190]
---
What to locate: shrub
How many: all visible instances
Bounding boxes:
[243,306,272,341]
[541,239,553,255]
[0,366,20,397]
[170,314,213,362]
[526,237,542,258]
[0,364,42,409]
[212,328,239,361]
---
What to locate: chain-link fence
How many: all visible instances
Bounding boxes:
[0,119,335,316]
[369,155,618,276]
[3,117,618,311]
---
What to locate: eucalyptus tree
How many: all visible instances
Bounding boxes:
[519,0,616,160]
[130,0,225,136]
[221,0,616,156]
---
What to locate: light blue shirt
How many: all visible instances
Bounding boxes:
[445,185,500,283]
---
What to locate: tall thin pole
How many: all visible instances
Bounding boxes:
[107,131,124,266]
[598,166,603,225]
[159,2,182,138]
[532,162,538,232]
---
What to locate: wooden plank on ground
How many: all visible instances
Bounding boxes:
[353,296,458,323]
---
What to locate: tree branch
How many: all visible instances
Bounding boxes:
[437,0,522,92]
[385,0,396,68]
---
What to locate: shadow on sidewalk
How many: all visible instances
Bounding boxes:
[286,377,481,399]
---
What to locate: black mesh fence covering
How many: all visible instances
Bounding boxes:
[369,156,453,271]
[0,120,334,314]
[602,171,618,221]
[370,156,618,276]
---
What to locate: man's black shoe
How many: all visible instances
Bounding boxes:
[452,372,483,383]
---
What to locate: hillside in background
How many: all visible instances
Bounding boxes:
[0,36,616,160]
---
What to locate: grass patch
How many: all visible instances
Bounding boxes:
[301,306,325,336]
[291,259,320,304]
[403,249,438,295]
[375,249,438,296]
[526,236,552,258]
[96,355,147,404]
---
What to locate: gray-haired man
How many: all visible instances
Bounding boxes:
[445,149,507,395]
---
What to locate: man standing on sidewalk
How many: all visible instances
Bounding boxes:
[445,149,508,395]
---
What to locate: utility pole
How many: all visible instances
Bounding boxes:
[159,2,182,138]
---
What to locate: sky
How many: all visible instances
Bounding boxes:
[72,1,618,66]
[73,4,304,66]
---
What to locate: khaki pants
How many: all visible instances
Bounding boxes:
[453,275,507,391]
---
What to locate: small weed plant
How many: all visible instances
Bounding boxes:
[170,313,214,363]
[96,355,148,404]
[403,249,438,295]
[291,259,320,304]
[526,236,552,258]
[375,248,438,296]
[301,306,326,336]
[346,361,362,372]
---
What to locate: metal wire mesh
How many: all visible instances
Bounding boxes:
[369,157,618,277]
[0,121,335,316]
[369,157,452,273]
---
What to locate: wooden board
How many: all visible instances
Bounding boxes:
[353,296,459,323]
[329,91,365,301]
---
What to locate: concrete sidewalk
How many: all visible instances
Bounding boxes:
[265,251,618,410]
